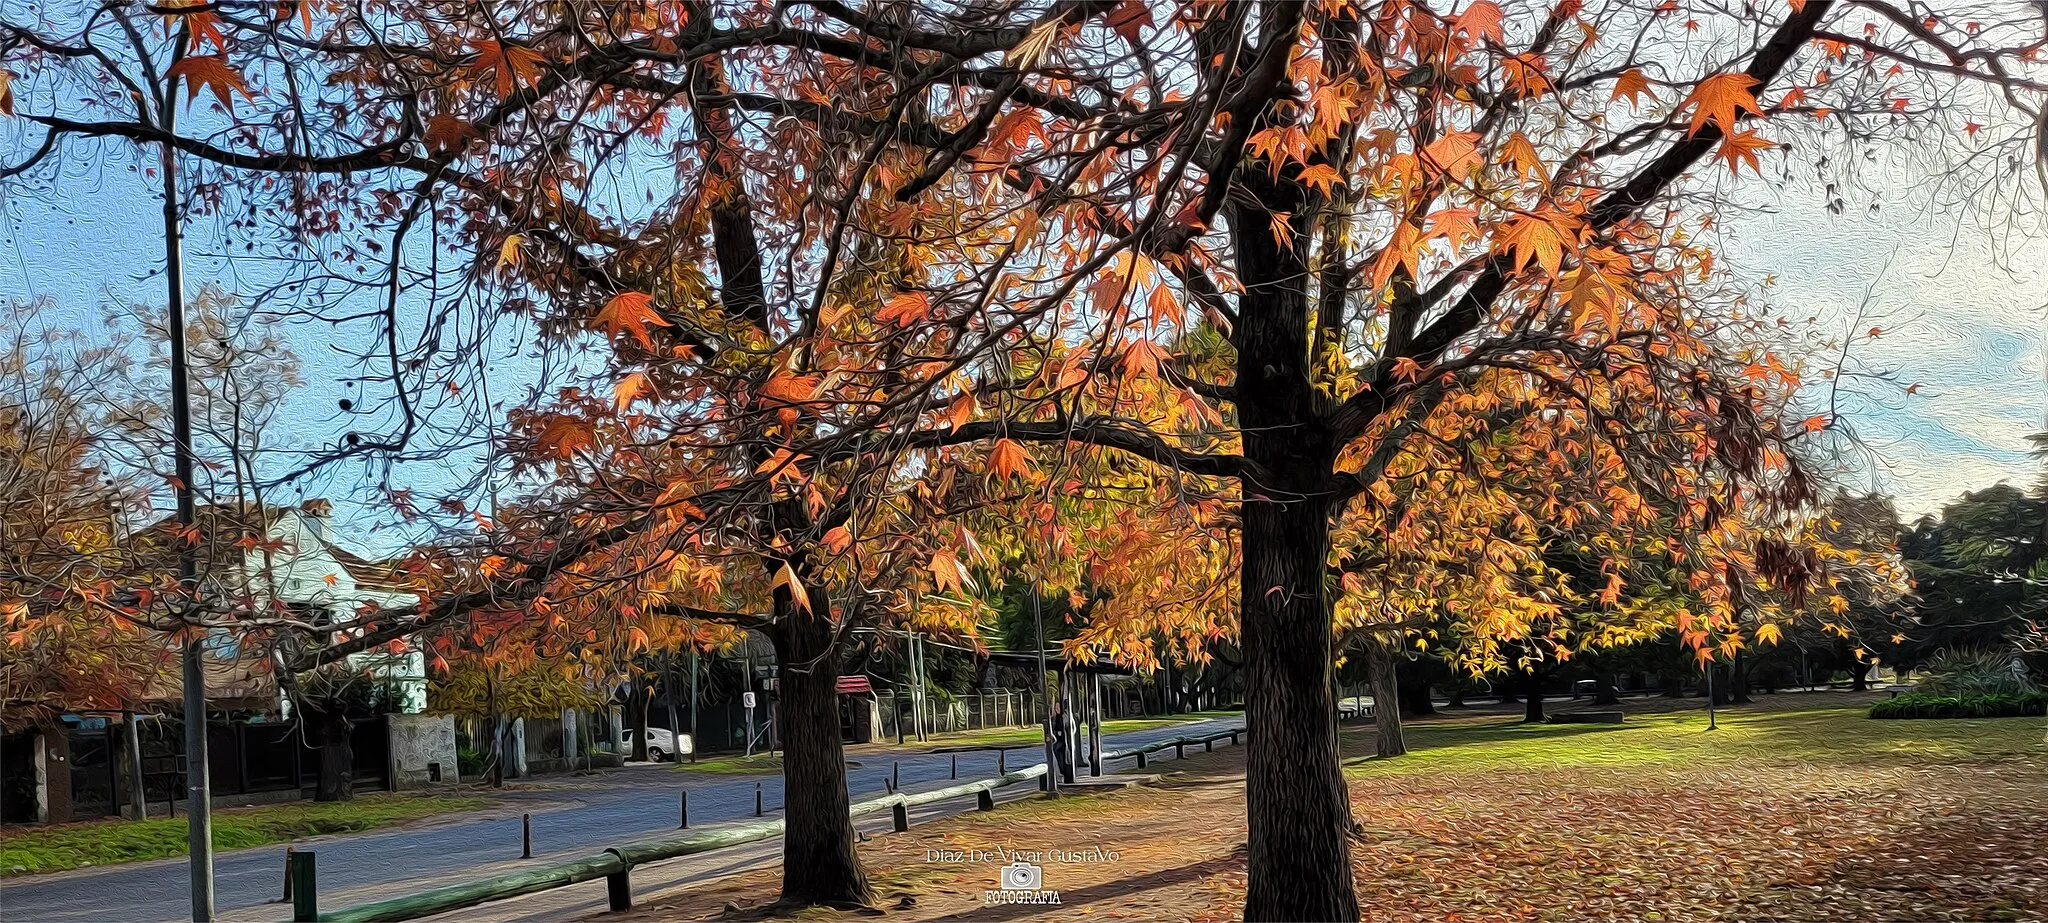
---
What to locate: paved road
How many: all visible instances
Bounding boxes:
[0,717,1240,923]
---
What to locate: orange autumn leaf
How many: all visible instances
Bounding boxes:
[988,437,1035,483]
[877,291,930,327]
[1684,72,1762,137]
[613,371,652,409]
[594,291,670,348]
[1715,129,1774,175]
[166,55,251,109]
[470,39,546,99]
[1611,68,1654,106]
[535,415,595,459]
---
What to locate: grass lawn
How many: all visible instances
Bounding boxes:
[673,753,785,775]
[621,693,2047,922]
[0,793,488,877]
[911,711,1241,751]
[1339,696,2044,776]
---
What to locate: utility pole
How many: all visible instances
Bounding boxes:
[1034,591,1056,795]
[158,26,214,919]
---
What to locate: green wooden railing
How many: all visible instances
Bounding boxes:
[296,726,1244,922]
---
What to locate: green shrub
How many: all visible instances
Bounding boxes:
[1912,648,2038,698]
[1868,691,2048,719]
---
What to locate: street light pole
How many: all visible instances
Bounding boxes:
[1034,591,1056,795]
[158,31,214,919]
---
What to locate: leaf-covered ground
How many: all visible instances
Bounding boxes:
[611,693,2048,922]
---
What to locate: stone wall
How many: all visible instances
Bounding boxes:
[386,713,459,789]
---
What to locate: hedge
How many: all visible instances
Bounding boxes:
[1867,691,2048,720]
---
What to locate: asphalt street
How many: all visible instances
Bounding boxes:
[0,716,1240,923]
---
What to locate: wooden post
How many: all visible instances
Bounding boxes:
[289,850,317,923]
[1229,731,1238,746]
[976,789,995,812]
[891,801,909,833]
[679,789,688,829]
[605,869,632,912]
[1175,741,1184,760]
[754,782,763,816]
[1088,673,1102,777]
[1136,751,1147,769]
[1205,738,1213,752]
[997,749,1005,774]
[891,761,899,792]
[522,813,532,858]
[950,754,957,780]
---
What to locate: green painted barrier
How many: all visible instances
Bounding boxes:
[313,728,1239,922]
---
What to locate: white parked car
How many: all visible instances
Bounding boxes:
[623,727,690,761]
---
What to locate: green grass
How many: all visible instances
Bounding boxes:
[1340,702,2047,778]
[673,753,785,775]
[909,713,1231,751]
[0,794,488,877]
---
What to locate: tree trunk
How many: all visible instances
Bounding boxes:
[1397,661,1436,717]
[312,707,354,802]
[770,582,869,908]
[1445,685,1466,708]
[1730,652,1754,704]
[1368,637,1406,758]
[1522,668,1545,724]
[38,723,73,824]
[1850,655,1870,692]
[1233,168,1358,922]
[1592,672,1620,706]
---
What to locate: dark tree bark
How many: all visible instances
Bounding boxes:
[1730,652,1755,704]
[1368,637,1406,758]
[1522,668,1545,724]
[1592,673,1621,706]
[769,581,869,908]
[310,706,354,802]
[1445,685,1466,709]
[38,722,73,824]
[1232,80,1358,919]
[1397,660,1436,717]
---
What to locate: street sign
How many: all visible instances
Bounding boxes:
[743,691,757,708]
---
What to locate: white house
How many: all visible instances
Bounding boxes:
[148,499,429,714]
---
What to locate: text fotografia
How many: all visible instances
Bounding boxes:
[983,861,1061,906]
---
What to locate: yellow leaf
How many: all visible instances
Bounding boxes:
[497,233,524,271]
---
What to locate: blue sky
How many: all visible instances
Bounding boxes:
[3,132,2042,548]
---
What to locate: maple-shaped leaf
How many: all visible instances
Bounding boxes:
[1500,132,1547,180]
[877,291,930,327]
[1683,72,1762,137]
[613,371,652,409]
[1753,622,1783,645]
[470,39,545,99]
[1103,0,1150,44]
[166,55,251,110]
[594,291,669,347]
[1120,339,1173,379]
[1420,131,1481,180]
[425,113,480,155]
[1426,207,1481,248]
[822,526,854,554]
[1455,1,1506,45]
[928,549,969,594]
[988,438,1035,482]
[1497,212,1571,275]
[1714,129,1774,175]
[1611,68,1653,106]
[534,415,595,459]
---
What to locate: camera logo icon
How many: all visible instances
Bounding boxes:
[998,860,1043,891]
